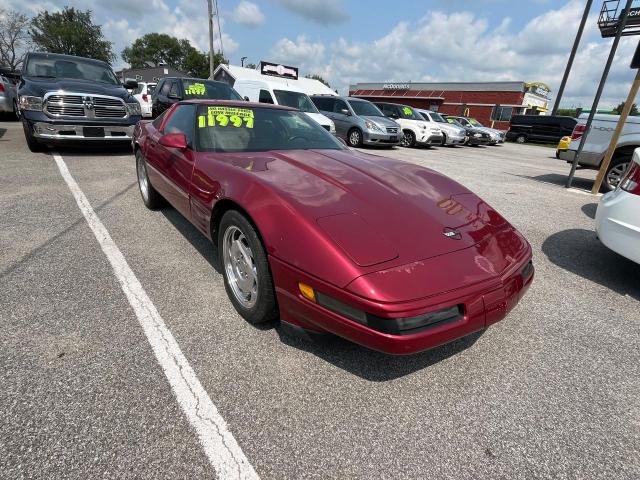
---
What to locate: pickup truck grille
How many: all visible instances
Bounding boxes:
[44,93,128,119]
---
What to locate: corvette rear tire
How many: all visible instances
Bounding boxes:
[219,210,278,325]
[136,149,164,209]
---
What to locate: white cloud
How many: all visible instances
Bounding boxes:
[277,0,348,25]
[232,1,265,27]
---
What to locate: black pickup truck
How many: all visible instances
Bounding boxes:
[18,52,141,151]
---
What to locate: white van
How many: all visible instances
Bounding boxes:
[214,64,336,134]
[234,80,335,134]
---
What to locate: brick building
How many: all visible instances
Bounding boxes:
[349,81,550,130]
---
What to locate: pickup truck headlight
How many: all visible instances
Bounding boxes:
[126,102,142,116]
[364,120,382,132]
[19,96,44,112]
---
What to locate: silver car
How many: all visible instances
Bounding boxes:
[311,95,402,147]
[0,75,18,117]
[447,115,505,145]
[416,109,467,146]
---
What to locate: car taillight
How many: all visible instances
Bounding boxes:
[142,94,148,102]
[620,161,640,195]
[571,124,586,141]
[0,84,4,93]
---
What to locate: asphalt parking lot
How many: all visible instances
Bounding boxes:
[1,117,639,479]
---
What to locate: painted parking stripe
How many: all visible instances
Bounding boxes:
[52,153,259,480]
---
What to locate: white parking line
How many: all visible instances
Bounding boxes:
[52,153,258,480]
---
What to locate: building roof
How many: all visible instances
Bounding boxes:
[215,64,336,96]
[349,81,529,92]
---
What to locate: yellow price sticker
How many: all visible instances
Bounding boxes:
[403,106,412,115]
[198,106,255,129]
[185,83,207,96]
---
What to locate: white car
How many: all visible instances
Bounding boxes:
[416,108,467,146]
[133,82,157,118]
[374,102,443,148]
[595,149,640,264]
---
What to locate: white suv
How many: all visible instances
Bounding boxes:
[133,82,157,118]
[374,102,443,148]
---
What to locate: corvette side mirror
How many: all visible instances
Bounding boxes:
[160,133,187,150]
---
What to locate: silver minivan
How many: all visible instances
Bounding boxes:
[311,95,401,147]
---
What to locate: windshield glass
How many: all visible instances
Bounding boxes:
[196,105,344,152]
[399,105,423,121]
[468,118,484,127]
[430,112,446,123]
[273,90,319,113]
[25,55,119,84]
[183,79,243,100]
[348,100,383,117]
[446,118,464,127]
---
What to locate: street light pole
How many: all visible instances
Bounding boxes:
[552,0,593,116]
[207,0,215,79]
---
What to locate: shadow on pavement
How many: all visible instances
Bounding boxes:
[53,144,134,156]
[0,128,6,139]
[581,203,598,220]
[542,228,640,301]
[513,173,595,191]
[160,207,222,274]
[276,325,483,382]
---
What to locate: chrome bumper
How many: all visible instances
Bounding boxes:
[32,122,135,140]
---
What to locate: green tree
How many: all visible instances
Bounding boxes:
[0,9,31,70]
[122,33,227,77]
[305,73,330,87]
[613,101,639,116]
[30,7,114,63]
[245,62,257,69]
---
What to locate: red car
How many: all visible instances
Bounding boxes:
[133,100,533,355]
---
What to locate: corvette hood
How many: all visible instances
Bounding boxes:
[244,148,511,269]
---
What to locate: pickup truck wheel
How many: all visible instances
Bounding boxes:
[515,134,527,143]
[401,130,416,148]
[136,150,164,209]
[22,120,45,152]
[219,210,278,325]
[604,156,631,191]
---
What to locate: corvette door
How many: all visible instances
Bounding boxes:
[154,104,197,218]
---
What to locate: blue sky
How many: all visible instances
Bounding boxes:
[1,0,639,107]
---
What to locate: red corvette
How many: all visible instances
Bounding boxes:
[133,100,533,355]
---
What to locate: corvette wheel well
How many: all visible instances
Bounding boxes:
[210,199,261,247]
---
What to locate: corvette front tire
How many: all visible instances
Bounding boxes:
[218,210,278,325]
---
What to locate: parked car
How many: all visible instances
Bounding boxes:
[447,115,505,144]
[374,102,442,148]
[234,79,335,134]
[595,148,640,264]
[133,100,533,355]
[444,117,491,146]
[311,95,400,147]
[507,115,577,144]
[151,77,243,118]
[133,82,156,118]
[556,135,571,159]
[17,52,141,152]
[0,75,18,118]
[558,113,640,191]
[416,109,467,146]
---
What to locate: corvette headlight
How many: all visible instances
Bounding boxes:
[19,96,44,111]
[364,120,382,132]
[126,102,142,116]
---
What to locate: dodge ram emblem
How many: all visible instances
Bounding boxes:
[442,227,462,240]
[83,96,94,110]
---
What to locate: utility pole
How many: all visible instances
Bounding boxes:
[567,0,633,188]
[241,56,247,67]
[207,0,215,79]
[552,0,593,116]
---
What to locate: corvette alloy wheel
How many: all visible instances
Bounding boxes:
[137,154,150,203]
[135,150,163,209]
[223,225,259,308]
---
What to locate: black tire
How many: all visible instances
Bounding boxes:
[603,156,631,192]
[218,210,278,325]
[441,133,447,146]
[515,134,526,144]
[401,130,416,148]
[22,120,45,152]
[347,128,363,147]
[135,149,165,209]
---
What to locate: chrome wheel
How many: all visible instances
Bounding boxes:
[136,155,150,203]
[348,129,361,146]
[401,131,414,147]
[222,226,258,308]
[607,161,629,189]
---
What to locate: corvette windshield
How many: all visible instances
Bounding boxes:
[24,55,119,85]
[196,105,345,152]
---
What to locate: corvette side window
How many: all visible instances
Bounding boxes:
[162,105,196,146]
